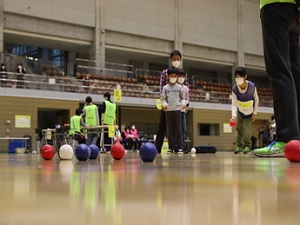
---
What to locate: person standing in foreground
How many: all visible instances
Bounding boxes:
[253,0,300,157]
[83,96,99,145]
[155,50,185,153]
[231,67,259,154]
[161,67,186,154]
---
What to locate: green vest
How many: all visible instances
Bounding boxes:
[260,0,296,9]
[103,100,116,125]
[70,115,82,135]
[84,104,99,126]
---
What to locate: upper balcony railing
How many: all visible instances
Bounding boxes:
[0,71,273,107]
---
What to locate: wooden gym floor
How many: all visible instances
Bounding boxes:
[0,151,300,225]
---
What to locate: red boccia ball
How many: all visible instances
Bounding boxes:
[110,139,125,160]
[40,144,55,160]
[285,140,300,162]
[230,120,236,127]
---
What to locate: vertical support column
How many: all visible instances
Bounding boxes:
[0,0,4,53]
[232,0,244,83]
[174,0,183,54]
[67,51,77,76]
[90,0,105,69]
[236,0,244,67]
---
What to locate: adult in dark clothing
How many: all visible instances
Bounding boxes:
[154,50,188,153]
[15,63,26,88]
[253,0,300,157]
[0,63,8,87]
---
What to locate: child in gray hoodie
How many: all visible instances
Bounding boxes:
[161,67,186,154]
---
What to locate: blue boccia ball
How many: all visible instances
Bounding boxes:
[139,142,157,162]
[75,144,90,161]
[89,144,100,159]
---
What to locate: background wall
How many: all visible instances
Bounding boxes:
[3,0,95,27]
[0,96,79,152]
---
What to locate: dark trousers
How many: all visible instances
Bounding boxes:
[155,110,166,153]
[166,110,182,150]
[174,112,187,150]
[261,4,300,143]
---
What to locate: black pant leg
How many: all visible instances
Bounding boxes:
[261,4,300,142]
[155,110,166,153]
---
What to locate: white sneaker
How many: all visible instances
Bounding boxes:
[178,149,183,154]
[167,149,173,154]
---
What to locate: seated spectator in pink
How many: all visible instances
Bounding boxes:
[130,124,141,150]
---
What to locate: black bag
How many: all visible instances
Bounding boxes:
[194,146,217,153]
[74,132,86,144]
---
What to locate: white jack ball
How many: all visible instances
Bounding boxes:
[191,148,196,154]
[59,144,73,160]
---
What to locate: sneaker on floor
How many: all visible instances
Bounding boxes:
[178,149,183,154]
[234,146,242,154]
[243,146,251,154]
[167,149,173,154]
[252,141,286,157]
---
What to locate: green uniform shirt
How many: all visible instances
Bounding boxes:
[70,115,82,135]
[260,0,298,9]
[84,104,99,126]
[103,100,116,126]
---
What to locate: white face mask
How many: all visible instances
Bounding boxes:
[131,126,135,130]
[235,78,244,85]
[177,77,185,84]
[171,60,181,68]
[169,77,177,84]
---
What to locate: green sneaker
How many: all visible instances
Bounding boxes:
[234,146,242,154]
[243,146,251,154]
[252,141,286,157]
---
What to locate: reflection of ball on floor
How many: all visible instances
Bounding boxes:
[139,142,157,162]
[110,140,125,160]
[89,144,100,159]
[285,140,300,162]
[191,148,196,154]
[59,144,73,160]
[40,144,55,160]
[75,144,90,161]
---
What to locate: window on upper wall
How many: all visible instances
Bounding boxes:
[198,123,219,136]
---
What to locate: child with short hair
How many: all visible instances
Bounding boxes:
[161,67,186,154]
[70,108,86,144]
[230,67,259,154]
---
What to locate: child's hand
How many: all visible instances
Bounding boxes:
[181,105,186,110]
[162,105,169,111]
[185,106,188,113]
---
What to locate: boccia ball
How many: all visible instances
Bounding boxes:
[40,144,55,160]
[110,139,125,160]
[230,120,236,127]
[59,144,73,160]
[139,142,157,162]
[191,148,196,154]
[89,144,100,159]
[285,140,300,162]
[75,144,90,161]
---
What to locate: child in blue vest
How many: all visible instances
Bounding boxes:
[230,67,259,154]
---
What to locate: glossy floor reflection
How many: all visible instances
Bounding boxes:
[1,152,300,225]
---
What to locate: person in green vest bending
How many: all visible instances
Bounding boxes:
[69,108,86,144]
[101,92,117,150]
[83,96,100,145]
